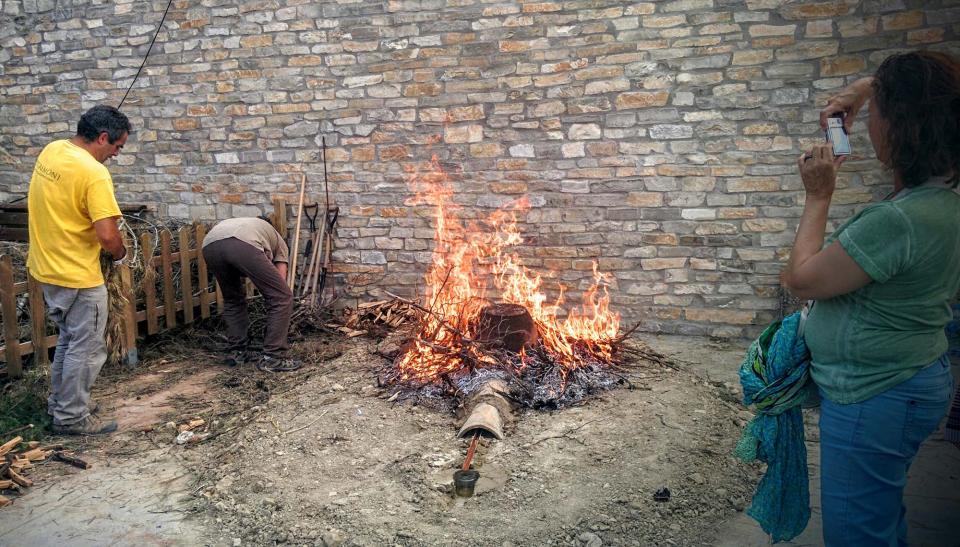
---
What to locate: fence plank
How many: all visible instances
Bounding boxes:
[178,226,195,325]
[118,259,138,365]
[0,255,22,377]
[26,273,48,368]
[160,230,176,330]
[196,223,211,319]
[273,196,287,239]
[141,232,158,335]
[118,232,138,365]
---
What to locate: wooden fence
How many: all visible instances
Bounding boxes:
[0,222,226,378]
[0,199,300,378]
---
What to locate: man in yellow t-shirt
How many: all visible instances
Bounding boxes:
[27,105,131,436]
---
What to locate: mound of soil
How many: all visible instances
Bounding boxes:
[195,338,759,546]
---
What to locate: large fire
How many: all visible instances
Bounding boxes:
[395,156,622,385]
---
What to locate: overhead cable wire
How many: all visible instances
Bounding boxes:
[118,0,175,109]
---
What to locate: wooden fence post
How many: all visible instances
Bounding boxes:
[196,223,211,319]
[141,232,158,335]
[0,255,22,377]
[118,256,138,366]
[160,230,176,330]
[273,196,287,239]
[27,273,48,368]
[178,226,194,325]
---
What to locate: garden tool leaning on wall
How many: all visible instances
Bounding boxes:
[315,206,339,306]
[300,135,338,307]
[296,203,320,295]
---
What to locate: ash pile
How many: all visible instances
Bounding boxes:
[353,297,668,411]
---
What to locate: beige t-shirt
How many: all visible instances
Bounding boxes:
[202,217,289,264]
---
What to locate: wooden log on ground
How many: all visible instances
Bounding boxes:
[0,437,22,457]
[7,468,32,487]
[10,458,31,471]
[19,448,49,462]
[53,451,92,470]
[0,494,11,507]
[0,479,13,489]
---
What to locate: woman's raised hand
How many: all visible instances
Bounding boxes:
[820,76,875,133]
[798,144,845,200]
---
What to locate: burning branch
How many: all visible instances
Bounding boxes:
[374,155,670,408]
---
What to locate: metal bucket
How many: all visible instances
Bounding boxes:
[453,469,480,497]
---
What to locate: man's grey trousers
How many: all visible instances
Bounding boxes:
[41,283,108,426]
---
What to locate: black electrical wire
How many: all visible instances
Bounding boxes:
[118,0,175,109]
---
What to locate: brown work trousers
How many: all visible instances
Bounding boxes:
[202,238,293,357]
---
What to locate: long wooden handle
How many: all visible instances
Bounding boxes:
[287,171,307,289]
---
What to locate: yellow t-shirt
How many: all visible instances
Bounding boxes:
[27,139,122,288]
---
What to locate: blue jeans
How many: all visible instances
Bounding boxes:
[819,355,954,546]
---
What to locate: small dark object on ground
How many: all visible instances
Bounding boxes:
[53,451,92,469]
[653,487,671,502]
[453,469,480,497]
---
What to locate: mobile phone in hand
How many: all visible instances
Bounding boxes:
[825,116,851,156]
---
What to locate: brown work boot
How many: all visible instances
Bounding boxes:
[52,415,118,436]
[255,355,303,373]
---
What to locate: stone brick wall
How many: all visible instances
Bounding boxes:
[1,0,958,337]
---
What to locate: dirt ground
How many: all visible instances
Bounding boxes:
[0,326,761,547]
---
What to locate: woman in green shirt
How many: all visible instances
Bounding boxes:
[781,51,960,546]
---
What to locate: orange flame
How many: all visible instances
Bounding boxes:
[396,156,621,383]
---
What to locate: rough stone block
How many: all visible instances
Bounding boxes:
[568,123,602,140]
[444,124,483,143]
[615,91,669,109]
[585,79,631,95]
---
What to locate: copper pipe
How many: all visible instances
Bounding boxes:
[462,431,480,471]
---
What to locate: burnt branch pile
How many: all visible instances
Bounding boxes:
[342,297,670,410]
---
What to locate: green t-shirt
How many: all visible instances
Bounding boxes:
[805,184,960,404]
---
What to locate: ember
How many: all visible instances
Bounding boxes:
[384,156,640,407]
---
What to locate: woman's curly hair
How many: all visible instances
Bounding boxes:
[872,51,960,188]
